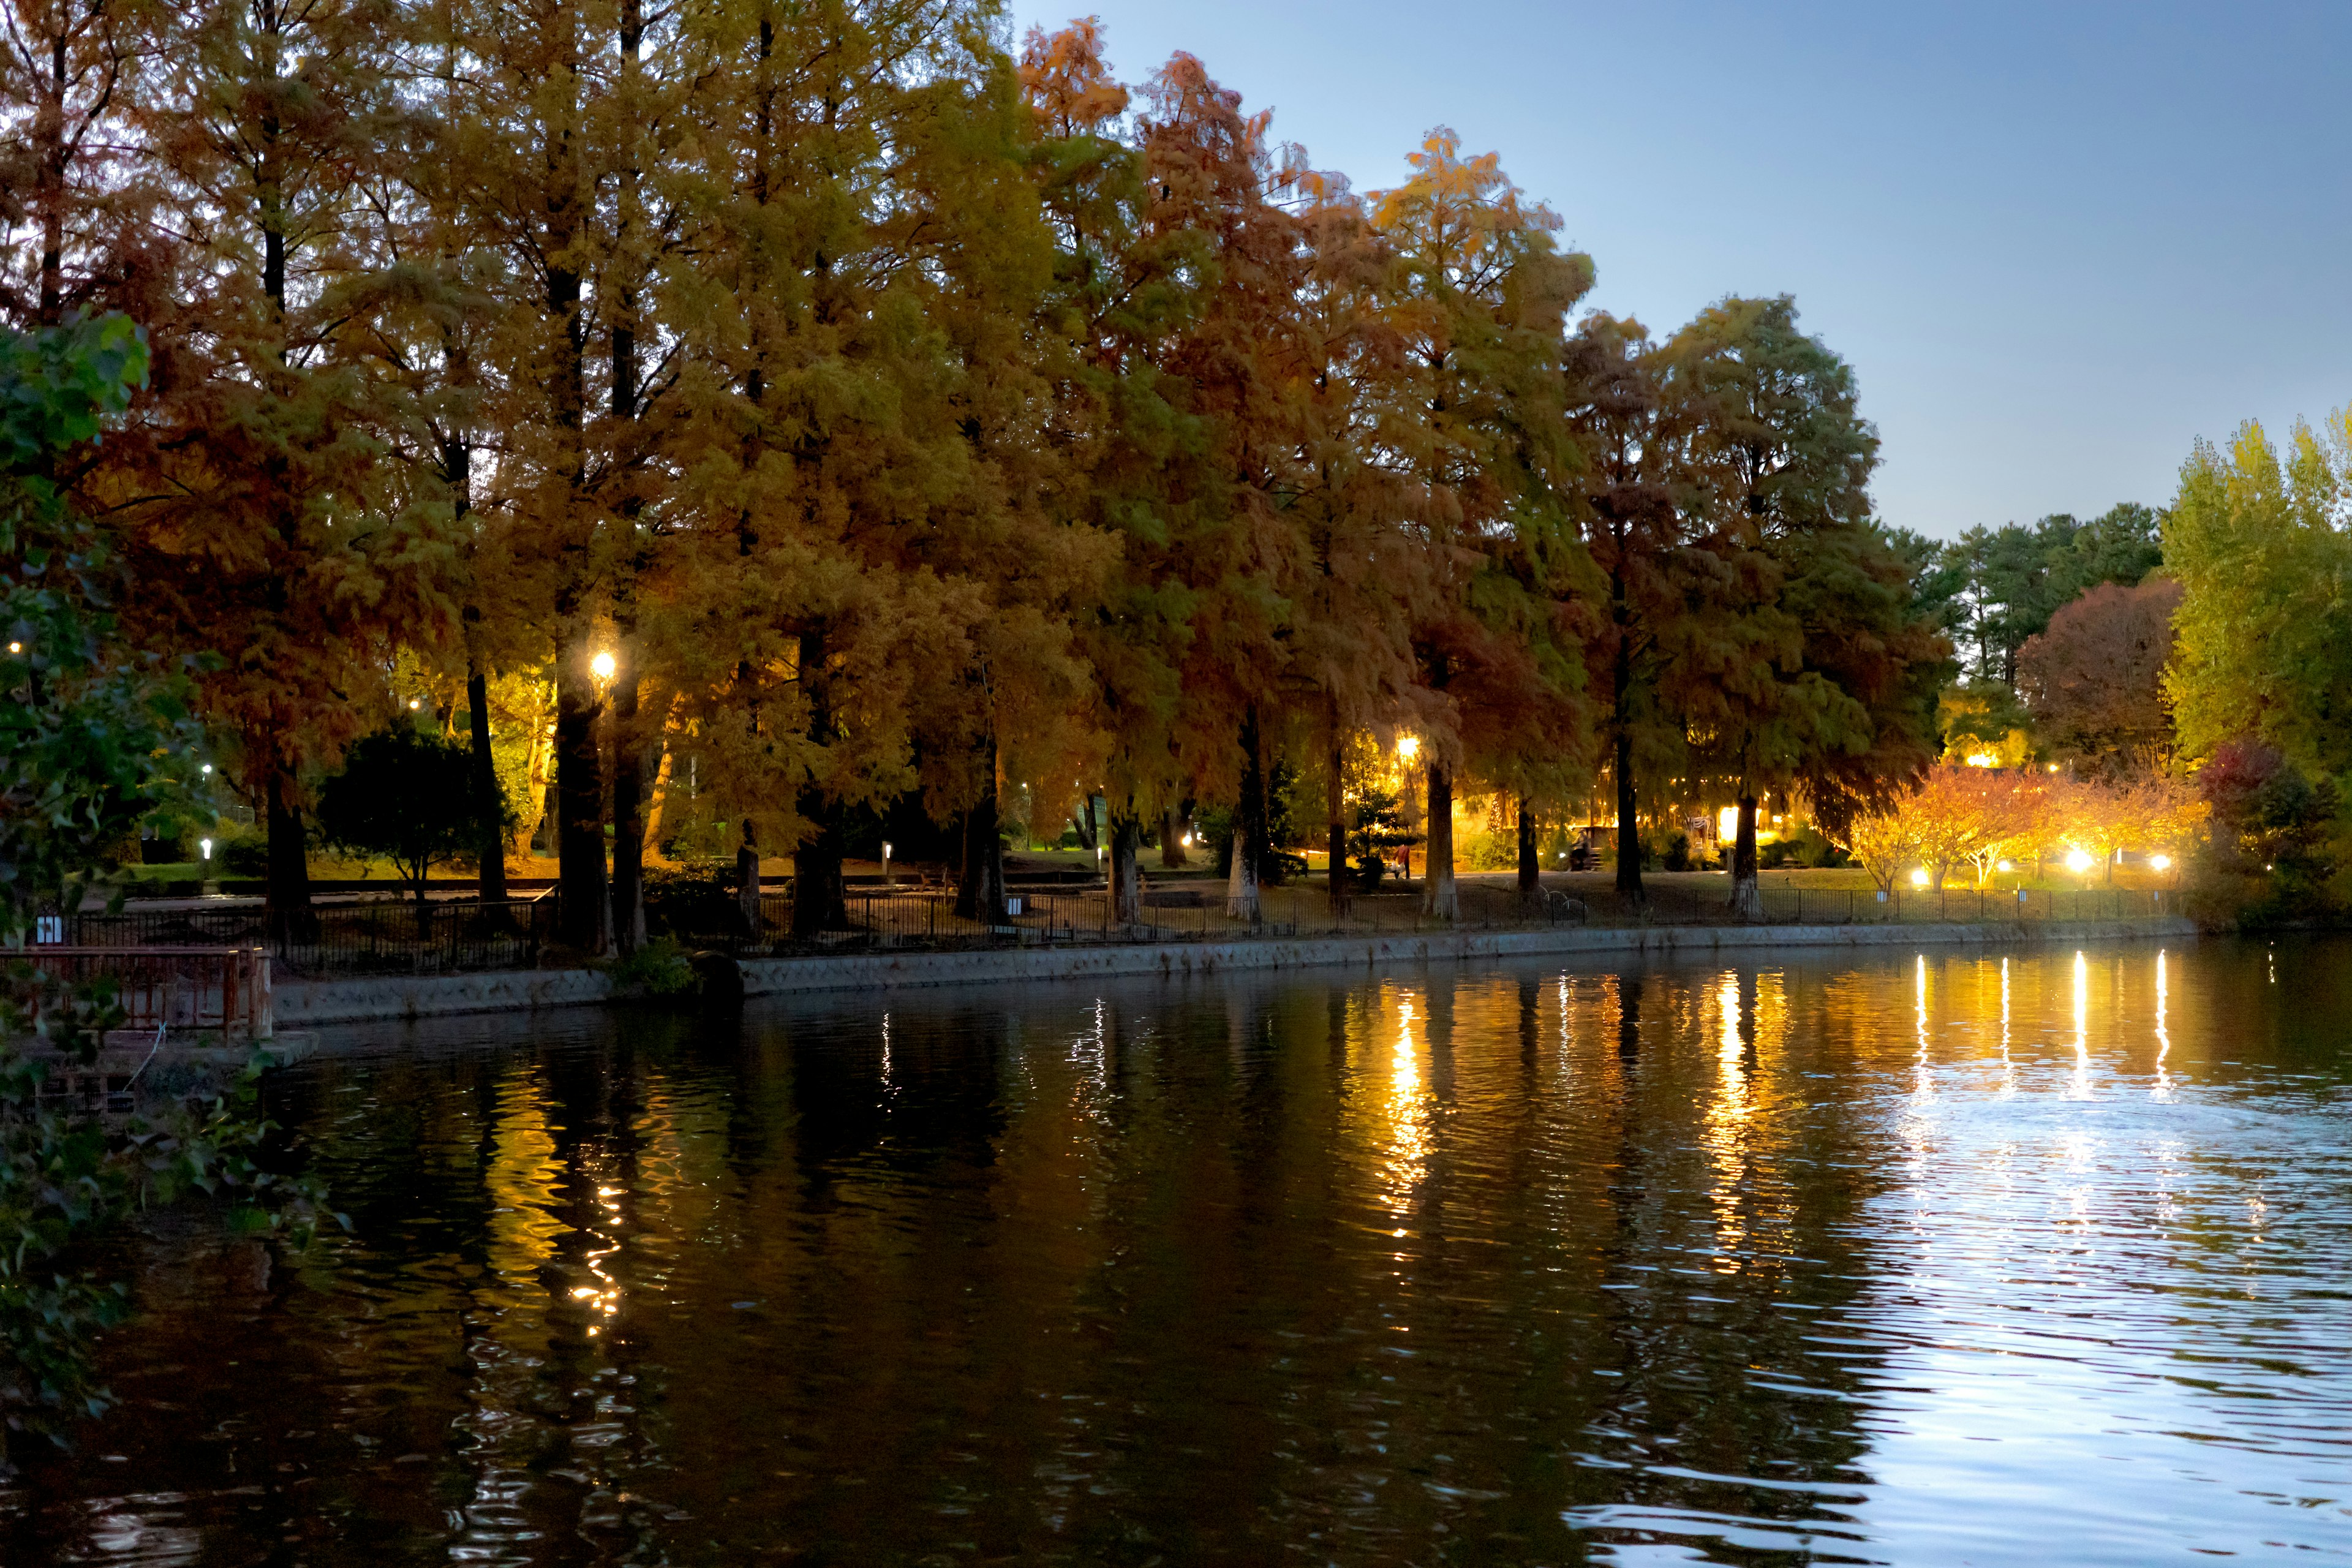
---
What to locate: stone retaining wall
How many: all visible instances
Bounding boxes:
[271,917,2200,1028]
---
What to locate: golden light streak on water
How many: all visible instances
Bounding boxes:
[2154,949,2172,1099]
[2071,950,2092,1099]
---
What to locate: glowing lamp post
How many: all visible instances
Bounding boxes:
[590,650,617,683]
[882,840,894,889]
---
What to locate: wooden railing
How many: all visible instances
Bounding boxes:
[20,946,274,1041]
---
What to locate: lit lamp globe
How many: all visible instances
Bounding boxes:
[590,650,617,682]
[2064,848,2094,876]
[1909,867,1929,889]
[2150,853,2171,872]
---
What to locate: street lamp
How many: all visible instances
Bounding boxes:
[1397,734,1419,762]
[590,650,617,683]
[2064,848,2094,876]
[1909,867,1929,889]
[881,840,894,888]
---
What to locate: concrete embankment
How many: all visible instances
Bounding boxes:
[271,916,2201,1028]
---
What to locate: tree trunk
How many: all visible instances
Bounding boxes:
[1069,800,1097,853]
[1517,796,1540,904]
[957,791,1006,924]
[609,645,646,954]
[1422,760,1458,921]
[790,625,846,939]
[1613,727,1643,903]
[466,662,508,905]
[1226,706,1265,923]
[957,728,1007,924]
[1160,807,1188,869]
[263,764,312,945]
[554,652,607,952]
[736,824,761,939]
[1109,811,1142,924]
[1327,732,1348,910]
[1728,793,1762,919]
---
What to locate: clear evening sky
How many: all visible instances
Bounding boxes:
[1003,1,2352,540]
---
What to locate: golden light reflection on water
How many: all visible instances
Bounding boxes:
[2071,950,2092,1099]
[2154,949,2172,1099]
[2000,956,2015,1096]
[485,1072,564,1300]
[1381,989,1433,1235]
[1913,954,1932,1098]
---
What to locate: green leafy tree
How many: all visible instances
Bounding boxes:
[1,314,328,1466]
[1665,295,1938,917]
[315,725,506,906]
[2164,416,2352,777]
[1,314,196,949]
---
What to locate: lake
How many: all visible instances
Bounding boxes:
[6,938,2350,1565]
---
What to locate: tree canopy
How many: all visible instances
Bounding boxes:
[0,7,1953,937]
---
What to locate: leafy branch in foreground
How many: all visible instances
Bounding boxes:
[0,315,337,1468]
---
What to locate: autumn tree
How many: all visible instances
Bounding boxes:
[1368,127,1593,921]
[1564,312,1695,906]
[2016,578,2180,775]
[97,0,462,941]
[1665,295,1937,918]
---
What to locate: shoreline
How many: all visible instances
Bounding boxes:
[273,916,2201,1028]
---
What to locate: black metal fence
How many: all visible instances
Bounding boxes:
[68,896,556,977]
[57,878,2177,978]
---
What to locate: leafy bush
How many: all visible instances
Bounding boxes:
[1,315,330,1466]
[642,863,745,940]
[604,936,697,996]
[1661,832,1694,872]
[315,726,505,898]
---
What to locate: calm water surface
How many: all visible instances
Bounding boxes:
[7,938,2352,1566]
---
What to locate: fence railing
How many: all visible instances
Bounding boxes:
[18,946,273,1041]
[46,878,2177,981]
[64,895,556,978]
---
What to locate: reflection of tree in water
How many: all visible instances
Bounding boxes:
[1566,961,1894,1565]
[42,946,2343,1564]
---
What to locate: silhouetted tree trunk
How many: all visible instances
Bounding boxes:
[1327,729,1348,909]
[1109,810,1142,922]
[554,652,607,952]
[1613,727,1643,903]
[1226,706,1267,923]
[957,728,1007,924]
[1517,796,1540,903]
[1728,793,1762,918]
[1422,758,1457,921]
[790,624,847,938]
[263,762,313,944]
[465,661,507,905]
